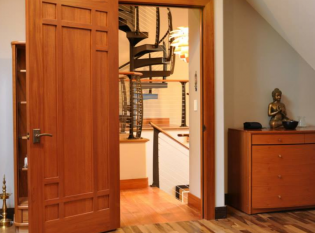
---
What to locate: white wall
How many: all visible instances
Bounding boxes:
[188,9,201,199]
[224,0,315,192]
[214,0,225,207]
[246,0,315,72]
[158,133,189,199]
[0,0,25,207]
[142,129,189,185]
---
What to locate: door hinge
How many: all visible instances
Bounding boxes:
[203,125,206,132]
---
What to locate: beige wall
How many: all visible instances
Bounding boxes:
[0,0,26,208]
[188,9,201,199]
[224,0,315,192]
[119,7,189,126]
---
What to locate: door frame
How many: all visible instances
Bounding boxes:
[119,0,215,220]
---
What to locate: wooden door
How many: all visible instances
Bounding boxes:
[26,0,119,232]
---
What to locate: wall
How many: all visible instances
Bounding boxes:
[214,0,225,207]
[188,9,201,199]
[246,0,315,72]
[0,0,25,207]
[224,0,315,192]
[119,7,189,126]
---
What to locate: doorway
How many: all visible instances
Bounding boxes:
[118,4,206,227]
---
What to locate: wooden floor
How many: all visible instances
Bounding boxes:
[121,187,201,227]
[3,195,315,232]
[117,207,315,233]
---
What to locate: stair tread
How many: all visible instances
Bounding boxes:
[134,57,169,69]
[134,44,165,57]
[138,71,172,78]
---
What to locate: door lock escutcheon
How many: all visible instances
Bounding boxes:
[33,129,53,144]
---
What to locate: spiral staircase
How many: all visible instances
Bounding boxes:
[119,5,176,139]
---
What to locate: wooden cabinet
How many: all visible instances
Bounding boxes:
[12,42,29,232]
[228,128,315,214]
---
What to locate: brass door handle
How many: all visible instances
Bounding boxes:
[33,129,53,144]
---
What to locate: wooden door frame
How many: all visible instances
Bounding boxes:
[119,0,215,220]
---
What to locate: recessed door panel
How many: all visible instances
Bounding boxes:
[27,0,119,232]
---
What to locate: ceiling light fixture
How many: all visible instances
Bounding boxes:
[170,27,189,63]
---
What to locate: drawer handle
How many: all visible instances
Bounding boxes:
[278,195,282,199]
[278,154,282,158]
[278,138,282,142]
[278,175,282,179]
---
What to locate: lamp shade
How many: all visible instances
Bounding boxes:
[170,27,189,63]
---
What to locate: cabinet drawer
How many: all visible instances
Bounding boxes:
[252,134,304,145]
[252,185,315,209]
[305,134,315,143]
[252,144,315,165]
[252,162,315,186]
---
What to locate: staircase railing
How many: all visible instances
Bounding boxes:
[149,122,189,190]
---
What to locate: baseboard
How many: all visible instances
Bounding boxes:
[120,178,148,190]
[215,206,227,219]
[188,193,202,213]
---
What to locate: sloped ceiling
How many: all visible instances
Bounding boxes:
[246,0,315,71]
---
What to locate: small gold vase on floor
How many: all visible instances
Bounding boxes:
[0,175,12,227]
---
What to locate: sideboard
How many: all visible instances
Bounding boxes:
[228,128,315,214]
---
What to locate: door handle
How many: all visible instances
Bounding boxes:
[33,129,53,144]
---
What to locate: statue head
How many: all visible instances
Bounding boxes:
[272,88,282,102]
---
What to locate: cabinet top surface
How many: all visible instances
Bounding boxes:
[229,127,315,134]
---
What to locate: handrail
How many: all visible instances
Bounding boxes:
[149,122,189,150]
[119,71,143,76]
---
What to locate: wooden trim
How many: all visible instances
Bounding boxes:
[119,0,216,220]
[188,193,202,213]
[119,71,143,76]
[120,178,149,190]
[202,0,215,220]
[150,122,189,150]
[119,0,209,7]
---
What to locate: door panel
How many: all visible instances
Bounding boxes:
[27,0,119,232]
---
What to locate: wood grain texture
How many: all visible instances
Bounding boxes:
[12,43,29,230]
[120,178,148,190]
[229,128,315,215]
[119,0,209,7]
[188,193,202,213]
[120,188,201,227]
[227,129,251,214]
[26,0,119,232]
[202,0,215,220]
[252,134,305,145]
[7,207,315,232]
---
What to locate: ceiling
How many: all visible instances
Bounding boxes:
[246,0,315,71]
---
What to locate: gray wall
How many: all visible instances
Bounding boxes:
[224,0,315,191]
[0,0,25,207]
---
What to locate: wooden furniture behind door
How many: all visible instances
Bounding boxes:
[12,42,29,233]
[228,128,315,214]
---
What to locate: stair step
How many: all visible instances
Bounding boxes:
[127,32,149,46]
[139,71,172,78]
[119,21,134,32]
[134,44,165,57]
[135,58,169,69]
[143,94,158,100]
[141,83,168,89]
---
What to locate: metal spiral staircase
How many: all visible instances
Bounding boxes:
[119,5,176,139]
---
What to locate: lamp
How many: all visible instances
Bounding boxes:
[170,27,189,63]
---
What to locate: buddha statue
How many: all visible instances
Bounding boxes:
[268,88,290,128]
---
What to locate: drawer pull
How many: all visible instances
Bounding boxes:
[278,154,282,158]
[278,138,282,142]
[278,175,282,179]
[278,195,282,199]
